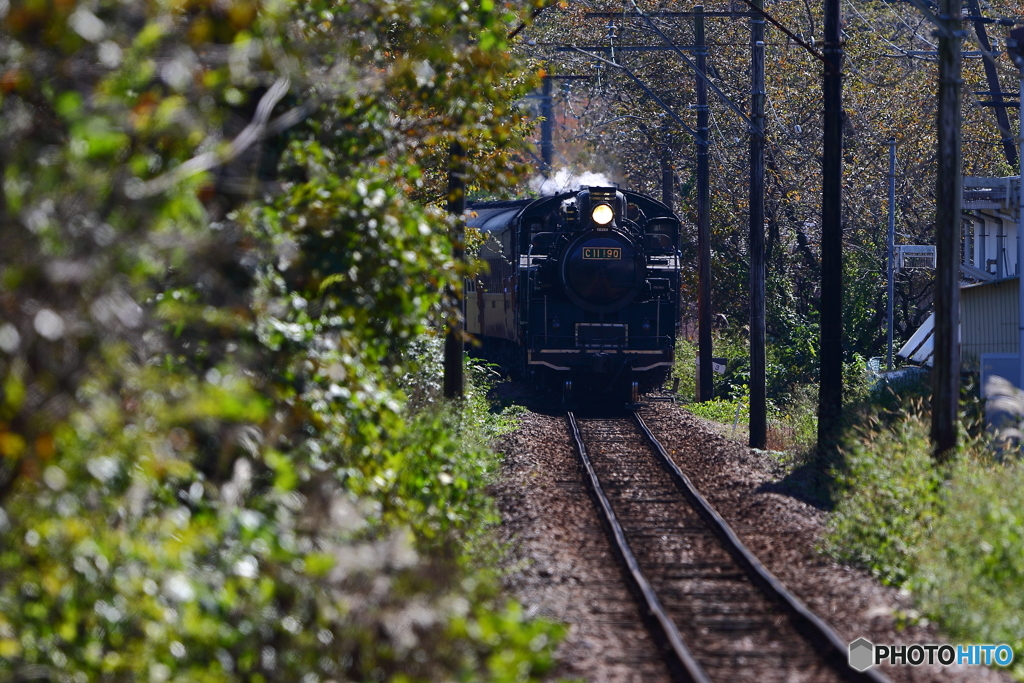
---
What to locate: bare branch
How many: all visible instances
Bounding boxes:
[126,78,297,199]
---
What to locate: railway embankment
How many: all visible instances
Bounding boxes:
[496,399,1015,683]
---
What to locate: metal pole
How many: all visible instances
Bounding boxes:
[931,0,962,458]
[749,0,766,449]
[887,138,896,371]
[444,142,466,400]
[817,0,844,457]
[695,6,713,402]
[1018,71,1024,392]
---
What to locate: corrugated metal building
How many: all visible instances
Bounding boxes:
[897,278,1020,368]
[962,277,1019,368]
[962,176,1020,280]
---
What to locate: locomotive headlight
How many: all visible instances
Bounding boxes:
[591,203,614,226]
[641,319,652,334]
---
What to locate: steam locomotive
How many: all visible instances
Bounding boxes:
[465,186,681,404]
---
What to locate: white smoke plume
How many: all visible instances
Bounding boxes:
[529,168,616,196]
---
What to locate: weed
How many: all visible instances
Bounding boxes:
[914,460,1024,680]
[822,409,947,586]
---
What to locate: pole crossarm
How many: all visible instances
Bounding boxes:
[556,45,702,52]
[625,0,757,133]
[903,0,964,40]
[587,10,757,17]
[734,0,836,73]
[569,47,707,144]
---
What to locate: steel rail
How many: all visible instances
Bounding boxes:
[632,411,893,683]
[565,412,712,683]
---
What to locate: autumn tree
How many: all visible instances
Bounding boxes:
[518,0,1020,398]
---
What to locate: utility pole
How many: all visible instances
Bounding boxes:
[443,142,466,400]
[748,0,766,448]
[931,0,962,457]
[695,5,714,402]
[887,138,896,371]
[661,147,674,210]
[817,0,844,457]
[540,75,554,174]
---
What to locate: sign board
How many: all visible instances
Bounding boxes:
[897,245,936,270]
[695,356,727,374]
[583,247,621,260]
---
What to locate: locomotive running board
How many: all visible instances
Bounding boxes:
[526,352,570,371]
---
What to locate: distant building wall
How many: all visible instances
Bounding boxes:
[898,176,1021,370]
[961,278,1019,370]
[963,176,1020,279]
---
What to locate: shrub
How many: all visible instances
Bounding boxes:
[767,384,818,455]
[822,409,946,586]
[914,461,1024,680]
[686,397,748,427]
[0,0,560,676]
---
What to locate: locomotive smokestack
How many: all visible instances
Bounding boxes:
[530,168,616,196]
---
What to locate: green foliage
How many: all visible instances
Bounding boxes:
[768,384,819,455]
[823,408,946,586]
[826,401,1024,679]
[687,397,748,426]
[670,337,697,399]
[0,0,563,678]
[915,462,1024,680]
[843,353,873,408]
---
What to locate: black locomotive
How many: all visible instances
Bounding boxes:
[465,186,681,404]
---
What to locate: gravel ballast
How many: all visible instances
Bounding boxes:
[495,399,1015,683]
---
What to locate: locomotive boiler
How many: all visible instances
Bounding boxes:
[465,186,682,404]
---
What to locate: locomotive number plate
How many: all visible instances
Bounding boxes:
[582,247,621,260]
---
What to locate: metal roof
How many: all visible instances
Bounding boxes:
[898,312,935,366]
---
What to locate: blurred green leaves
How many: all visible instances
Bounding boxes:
[0,0,560,679]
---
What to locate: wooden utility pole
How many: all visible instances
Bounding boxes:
[817,0,844,456]
[931,0,962,457]
[748,0,766,448]
[443,142,467,400]
[887,138,896,371]
[661,148,674,211]
[695,5,714,402]
[541,75,554,173]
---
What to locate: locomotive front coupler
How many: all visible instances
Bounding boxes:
[590,352,613,374]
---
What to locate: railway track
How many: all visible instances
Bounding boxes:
[567,411,893,683]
